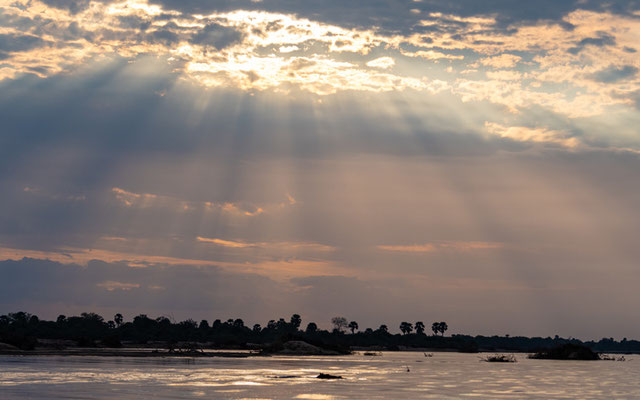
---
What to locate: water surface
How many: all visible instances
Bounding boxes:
[0,352,637,399]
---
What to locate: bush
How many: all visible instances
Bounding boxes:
[529,343,599,360]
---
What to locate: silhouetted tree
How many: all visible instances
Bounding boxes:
[290,314,302,330]
[432,322,439,336]
[180,319,197,329]
[305,322,318,333]
[199,320,210,330]
[233,319,245,329]
[56,315,67,325]
[267,320,276,329]
[9,312,31,325]
[400,322,413,335]
[114,313,123,327]
[331,317,348,333]
[107,320,116,329]
[438,322,448,336]
[364,328,373,334]
[377,324,389,334]
[348,321,359,334]
[253,324,261,332]
[81,312,104,323]
[415,321,425,335]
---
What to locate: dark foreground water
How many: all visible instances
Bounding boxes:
[0,352,638,399]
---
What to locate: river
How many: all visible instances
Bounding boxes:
[0,352,638,399]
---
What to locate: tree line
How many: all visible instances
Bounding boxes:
[2,311,640,354]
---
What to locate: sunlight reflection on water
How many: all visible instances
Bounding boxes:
[0,352,638,399]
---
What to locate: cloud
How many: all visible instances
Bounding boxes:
[0,244,341,279]
[190,23,245,49]
[96,280,141,291]
[40,0,93,14]
[377,241,504,253]
[0,33,48,53]
[196,236,335,252]
[366,57,395,69]
[590,65,638,83]
[0,257,290,321]
[111,187,285,216]
[484,122,580,148]
[1,1,639,118]
[196,237,254,248]
[480,54,521,68]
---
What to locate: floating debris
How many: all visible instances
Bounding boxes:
[317,373,343,380]
[480,354,517,363]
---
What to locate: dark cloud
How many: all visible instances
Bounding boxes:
[149,28,180,44]
[568,32,616,54]
[39,0,108,15]
[591,65,638,83]
[117,15,153,31]
[0,33,48,53]
[191,23,244,49]
[578,34,617,47]
[148,0,640,33]
[0,258,285,321]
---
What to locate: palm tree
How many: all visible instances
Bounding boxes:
[438,321,448,336]
[114,313,123,327]
[348,321,359,334]
[415,321,425,334]
[399,322,413,335]
[432,322,439,336]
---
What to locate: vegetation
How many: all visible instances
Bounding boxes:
[481,354,517,363]
[2,311,640,356]
[529,343,600,360]
[432,322,448,336]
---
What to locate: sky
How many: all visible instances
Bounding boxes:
[1,0,640,339]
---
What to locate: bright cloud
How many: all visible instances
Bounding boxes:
[484,122,580,148]
[366,57,395,69]
[111,187,287,216]
[1,0,638,122]
[377,241,504,253]
[196,236,335,252]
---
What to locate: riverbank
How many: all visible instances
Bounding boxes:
[0,347,256,358]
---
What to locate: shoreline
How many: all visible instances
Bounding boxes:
[0,348,257,358]
[3,348,636,358]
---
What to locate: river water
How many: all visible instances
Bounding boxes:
[0,352,637,399]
